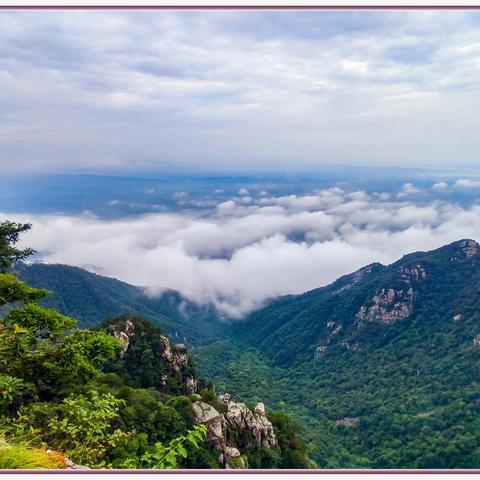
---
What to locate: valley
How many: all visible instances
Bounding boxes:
[16,238,480,468]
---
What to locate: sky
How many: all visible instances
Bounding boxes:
[3,10,480,318]
[1,10,480,173]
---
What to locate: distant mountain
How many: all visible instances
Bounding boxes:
[233,239,480,366]
[15,262,224,345]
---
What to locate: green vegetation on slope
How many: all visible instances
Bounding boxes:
[15,262,225,345]
[0,220,307,470]
[196,240,480,468]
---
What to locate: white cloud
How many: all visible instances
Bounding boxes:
[8,186,480,318]
[397,182,422,198]
[432,181,449,191]
[454,178,480,190]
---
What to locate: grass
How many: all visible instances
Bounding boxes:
[0,435,67,470]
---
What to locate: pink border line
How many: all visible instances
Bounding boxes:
[2,469,480,474]
[0,5,480,9]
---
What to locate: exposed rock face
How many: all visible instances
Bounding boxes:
[356,263,426,326]
[193,393,278,469]
[335,417,359,428]
[157,335,197,395]
[108,317,197,395]
[397,264,427,281]
[111,319,135,357]
[159,336,189,373]
[314,345,328,359]
[458,239,479,259]
[221,447,248,469]
[342,341,360,351]
[185,376,198,396]
[356,287,415,325]
[193,402,224,450]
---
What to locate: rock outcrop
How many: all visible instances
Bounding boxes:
[107,316,197,395]
[193,393,278,469]
[335,417,359,428]
[356,287,415,325]
[111,318,135,357]
[454,239,480,260]
[356,263,427,326]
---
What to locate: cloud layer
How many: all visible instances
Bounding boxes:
[9,183,480,317]
[1,11,480,172]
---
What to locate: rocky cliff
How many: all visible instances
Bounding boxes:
[192,393,278,469]
[105,316,283,469]
[105,315,198,395]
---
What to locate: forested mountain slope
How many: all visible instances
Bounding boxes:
[195,239,480,467]
[233,239,480,366]
[15,262,223,345]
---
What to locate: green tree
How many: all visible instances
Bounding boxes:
[0,221,35,273]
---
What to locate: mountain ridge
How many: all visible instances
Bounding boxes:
[232,238,480,366]
[14,261,224,345]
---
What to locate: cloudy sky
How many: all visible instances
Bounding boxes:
[1,10,480,173]
[3,10,480,318]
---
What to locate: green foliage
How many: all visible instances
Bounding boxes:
[47,391,130,467]
[0,221,35,273]
[267,411,310,468]
[0,375,24,405]
[0,301,121,398]
[117,387,188,442]
[5,303,75,338]
[199,388,227,414]
[121,425,208,469]
[165,396,196,427]
[15,262,225,343]
[0,274,49,306]
[101,316,195,395]
[58,329,123,383]
[196,241,480,468]
[0,220,313,470]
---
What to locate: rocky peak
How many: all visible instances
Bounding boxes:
[456,239,479,259]
[107,316,197,395]
[193,393,278,469]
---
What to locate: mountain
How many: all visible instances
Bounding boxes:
[12,240,480,468]
[233,239,480,366]
[100,315,310,469]
[196,239,480,468]
[15,262,224,345]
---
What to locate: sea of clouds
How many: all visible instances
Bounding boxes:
[7,179,480,318]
